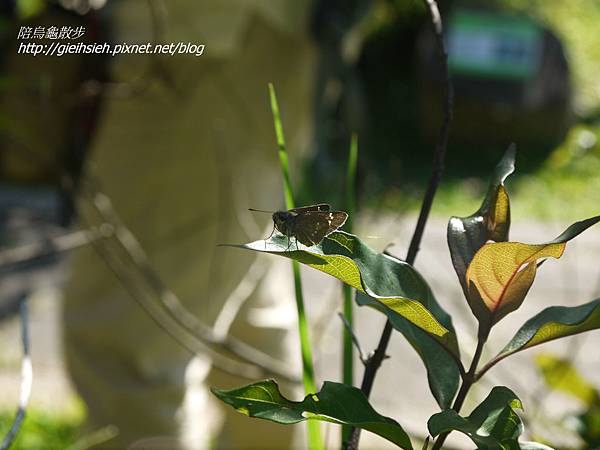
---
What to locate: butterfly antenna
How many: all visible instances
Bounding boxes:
[248,208,274,214]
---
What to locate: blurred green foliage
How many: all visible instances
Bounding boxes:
[534,354,600,449]
[429,123,600,220]
[357,0,600,220]
[15,0,46,19]
[0,407,82,450]
[502,0,600,115]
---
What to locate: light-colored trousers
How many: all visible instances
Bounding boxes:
[63,7,316,448]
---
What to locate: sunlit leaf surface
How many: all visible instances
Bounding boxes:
[357,293,460,409]
[486,298,600,373]
[465,216,600,330]
[226,231,459,356]
[448,145,515,299]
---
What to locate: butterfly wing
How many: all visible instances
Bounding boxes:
[291,211,348,246]
[324,211,348,234]
[289,204,331,214]
[291,214,331,246]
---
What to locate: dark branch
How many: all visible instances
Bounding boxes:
[421,436,431,450]
[346,1,453,448]
[431,338,486,450]
[405,0,453,265]
[1,297,32,450]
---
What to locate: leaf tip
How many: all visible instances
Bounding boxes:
[501,143,517,179]
[210,386,224,399]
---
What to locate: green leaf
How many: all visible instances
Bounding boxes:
[212,380,413,450]
[428,386,524,449]
[357,295,460,409]
[447,144,515,301]
[357,291,461,409]
[483,298,600,374]
[226,231,459,357]
[465,215,600,332]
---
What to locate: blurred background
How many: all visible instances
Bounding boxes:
[0,0,599,449]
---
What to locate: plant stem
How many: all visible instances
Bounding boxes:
[293,261,322,450]
[342,134,358,448]
[405,0,453,266]
[431,338,486,450]
[269,84,296,209]
[269,83,324,450]
[0,297,31,450]
[341,283,354,446]
[345,1,453,448]
[342,287,354,389]
[293,262,318,392]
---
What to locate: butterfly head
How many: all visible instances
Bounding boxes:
[272,210,295,234]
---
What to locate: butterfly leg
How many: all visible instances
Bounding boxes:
[264,224,276,250]
[285,232,295,252]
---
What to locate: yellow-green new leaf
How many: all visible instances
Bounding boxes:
[466,216,600,331]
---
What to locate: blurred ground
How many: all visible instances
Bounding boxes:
[1,209,599,449]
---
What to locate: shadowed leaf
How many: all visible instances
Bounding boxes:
[212,380,413,449]
[428,386,526,449]
[357,292,461,409]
